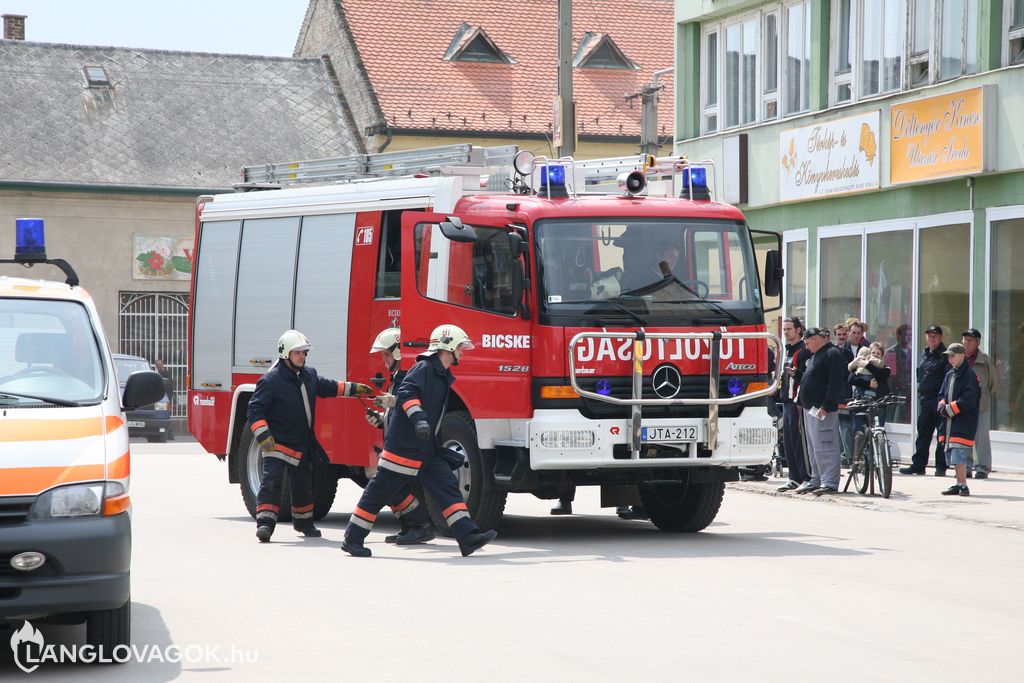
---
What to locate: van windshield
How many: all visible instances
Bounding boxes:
[0,299,106,405]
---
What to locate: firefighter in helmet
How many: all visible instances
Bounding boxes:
[247,329,372,542]
[342,324,498,558]
[363,327,434,545]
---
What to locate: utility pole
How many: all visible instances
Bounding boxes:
[628,67,673,157]
[556,0,575,158]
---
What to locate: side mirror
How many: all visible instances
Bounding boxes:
[508,231,522,257]
[439,218,477,243]
[764,249,784,297]
[123,370,166,410]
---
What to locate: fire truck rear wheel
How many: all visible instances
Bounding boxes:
[639,476,725,532]
[238,430,338,522]
[424,410,506,535]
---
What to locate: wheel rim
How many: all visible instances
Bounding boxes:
[442,439,472,500]
[247,439,263,494]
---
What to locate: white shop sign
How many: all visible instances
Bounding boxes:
[779,111,880,202]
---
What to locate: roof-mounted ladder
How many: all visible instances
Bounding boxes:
[238,144,518,189]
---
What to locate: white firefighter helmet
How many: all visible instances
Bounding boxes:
[427,324,474,354]
[277,329,311,359]
[370,327,402,361]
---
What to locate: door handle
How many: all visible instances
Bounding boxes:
[403,341,429,348]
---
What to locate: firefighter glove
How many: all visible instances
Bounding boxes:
[414,418,432,441]
[257,433,276,454]
[374,392,397,409]
[365,409,384,429]
[351,382,374,395]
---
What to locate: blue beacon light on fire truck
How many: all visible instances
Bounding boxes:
[15,218,47,262]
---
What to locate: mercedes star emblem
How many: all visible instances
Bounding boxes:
[652,364,682,399]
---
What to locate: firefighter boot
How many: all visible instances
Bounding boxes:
[342,537,372,557]
[458,529,498,557]
[256,526,273,543]
[295,524,322,538]
[394,523,436,545]
[384,517,412,544]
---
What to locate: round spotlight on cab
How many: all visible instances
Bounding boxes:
[11,552,46,572]
[617,170,647,196]
[513,150,536,177]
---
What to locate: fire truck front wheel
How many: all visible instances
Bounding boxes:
[639,477,725,533]
[238,430,338,522]
[424,410,507,535]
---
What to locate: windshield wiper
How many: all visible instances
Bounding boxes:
[0,391,83,407]
[586,300,647,326]
[661,299,742,324]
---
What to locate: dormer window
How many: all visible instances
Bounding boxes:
[573,32,638,70]
[83,65,110,87]
[444,23,515,64]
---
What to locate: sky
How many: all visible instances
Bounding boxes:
[4,0,309,56]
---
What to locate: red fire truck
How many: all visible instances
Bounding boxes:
[188,144,783,533]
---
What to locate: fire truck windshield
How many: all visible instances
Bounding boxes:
[534,218,764,327]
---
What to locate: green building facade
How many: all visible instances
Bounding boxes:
[674,0,1024,470]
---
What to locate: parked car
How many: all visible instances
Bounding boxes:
[112,354,171,442]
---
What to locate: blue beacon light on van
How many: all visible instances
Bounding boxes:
[15,218,47,262]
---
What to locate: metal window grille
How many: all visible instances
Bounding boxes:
[118,292,190,418]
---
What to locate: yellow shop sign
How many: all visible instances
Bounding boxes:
[890,86,995,185]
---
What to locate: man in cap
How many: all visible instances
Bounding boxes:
[961,328,996,478]
[901,325,949,475]
[247,330,373,542]
[937,343,981,496]
[342,324,498,558]
[794,327,847,496]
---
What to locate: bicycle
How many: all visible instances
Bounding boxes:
[842,395,905,499]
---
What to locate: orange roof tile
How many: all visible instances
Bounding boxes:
[338,0,675,141]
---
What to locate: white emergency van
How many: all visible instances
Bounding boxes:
[0,219,164,652]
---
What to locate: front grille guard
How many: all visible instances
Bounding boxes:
[568,331,783,457]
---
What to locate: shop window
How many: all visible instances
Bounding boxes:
[989,217,1024,433]
[784,240,807,321]
[917,222,970,361]
[819,235,862,332]
[866,230,913,423]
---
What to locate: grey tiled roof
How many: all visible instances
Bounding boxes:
[0,41,356,189]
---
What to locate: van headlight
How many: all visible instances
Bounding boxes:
[29,482,126,519]
[154,400,170,411]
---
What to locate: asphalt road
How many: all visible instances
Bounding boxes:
[3,441,1023,682]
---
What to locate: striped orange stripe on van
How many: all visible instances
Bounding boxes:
[0,416,124,442]
[0,463,106,496]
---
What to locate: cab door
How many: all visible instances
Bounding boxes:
[400,212,532,419]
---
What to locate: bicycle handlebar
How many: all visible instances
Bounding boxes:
[844,395,906,411]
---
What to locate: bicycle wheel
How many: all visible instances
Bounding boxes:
[874,432,893,498]
[851,430,870,495]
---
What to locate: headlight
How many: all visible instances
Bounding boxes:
[29,481,127,520]
[154,401,170,411]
